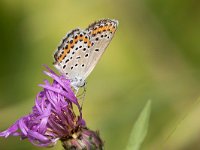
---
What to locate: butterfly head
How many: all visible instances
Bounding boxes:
[71,77,86,90]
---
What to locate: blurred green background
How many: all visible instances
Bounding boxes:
[0,0,200,150]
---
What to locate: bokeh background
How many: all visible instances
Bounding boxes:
[0,0,200,150]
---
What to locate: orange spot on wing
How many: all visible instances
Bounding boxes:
[84,38,87,43]
[91,25,116,35]
[102,26,107,31]
[58,45,71,62]
[110,27,116,33]
[57,35,92,63]
[88,40,92,47]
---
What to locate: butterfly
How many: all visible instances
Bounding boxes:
[53,19,118,91]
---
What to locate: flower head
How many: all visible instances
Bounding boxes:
[0,66,103,149]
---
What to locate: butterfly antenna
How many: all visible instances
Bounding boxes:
[75,88,79,96]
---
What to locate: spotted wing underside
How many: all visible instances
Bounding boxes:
[53,19,118,88]
[83,19,118,79]
[53,29,92,82]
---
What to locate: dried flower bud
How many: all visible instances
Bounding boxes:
[61,127,103,150]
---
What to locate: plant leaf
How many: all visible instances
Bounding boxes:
[126,100,151,150]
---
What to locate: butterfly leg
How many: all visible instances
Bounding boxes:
[75,88,79,96]
[80,85,86,109]
[75,85,87,109]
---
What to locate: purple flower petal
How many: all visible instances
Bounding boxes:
[0,120,19,137]
[0,66,85,147]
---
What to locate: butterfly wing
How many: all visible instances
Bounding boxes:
[53,19,118,89]
[82,19,119,79]
[53,29,92,86]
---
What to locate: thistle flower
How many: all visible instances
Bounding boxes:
[0,66,103,150]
